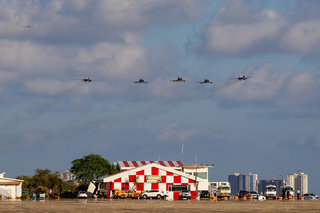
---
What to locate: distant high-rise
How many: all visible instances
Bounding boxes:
[259,179,284,196]
[228,173,258,195]
[286,172,308,195]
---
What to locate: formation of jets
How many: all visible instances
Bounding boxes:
[26,25,251,85]
[79,75,251,84]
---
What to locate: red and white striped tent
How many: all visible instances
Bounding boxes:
[99,163,199,199]
[114,161,183,171]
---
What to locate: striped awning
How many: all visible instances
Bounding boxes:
[116,161,183,170]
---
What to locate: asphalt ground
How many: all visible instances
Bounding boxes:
[0,199,320,213]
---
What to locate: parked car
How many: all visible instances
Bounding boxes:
[179,190,191,199]
[250,191,259,199]
[140,190,167,199]
[238,190,250,198]
[77,191,88,199]
[303,193,318,200]
[216,186,231,199]
[199,190,211,199]
[60,191,76,198]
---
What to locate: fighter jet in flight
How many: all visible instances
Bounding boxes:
[232,75,251,81]
[198,79,213,84]
[79,78,94,82]
[171,77,187,82]
[133,79,148,84]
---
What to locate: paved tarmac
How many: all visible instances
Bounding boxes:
[0,199,320,213]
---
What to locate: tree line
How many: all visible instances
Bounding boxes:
[17,154,118,198]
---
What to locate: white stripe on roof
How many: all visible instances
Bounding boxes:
[116,161,183,169]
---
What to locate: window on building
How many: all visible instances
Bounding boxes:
[101,183,108,190]
[169,185,190,192]
[194,172,207,179]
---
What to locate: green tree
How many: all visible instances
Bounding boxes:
[70,154,117,185]
[17,169,77,197]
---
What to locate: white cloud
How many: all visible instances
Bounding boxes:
[0,71,18,82]
[0,40,67,74]
[0,0,208,44]
[156,122,200,142]
[214,63,320,106]
[282,20,320,53]
[25,79,90,95]
[0,37,148,89]
[197,0,320,57]
[205,9,285,54]
[72,40,148,79]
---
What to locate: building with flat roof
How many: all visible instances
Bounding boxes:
[209,182,230,194]
[228,173,258,195]
[286,172,308,195]
[96,163,208,200]
[112,161,212,192]
[0,172,23,199]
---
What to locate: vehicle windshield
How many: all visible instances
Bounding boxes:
[267,187,276,191]
[222,187,230,190]
[285,187,293,191]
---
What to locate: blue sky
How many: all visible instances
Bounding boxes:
[1,0,320,193]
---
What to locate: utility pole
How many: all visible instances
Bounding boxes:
[195,154,200,200]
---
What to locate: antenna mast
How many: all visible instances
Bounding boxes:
[179,144,184,162]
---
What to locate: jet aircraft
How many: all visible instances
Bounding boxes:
[171,77,186,82]
[79,78,94,82]
[198,79,213,84]
[233,75,251,81]
[133,79,148,84]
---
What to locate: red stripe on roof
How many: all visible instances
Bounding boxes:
[168,161,175,167]
[150,161,154,163]
[141,161,147,165]
[132,161,139,167]
[123,161,130,167]
[177,161,183,167]
[159,161,165,166]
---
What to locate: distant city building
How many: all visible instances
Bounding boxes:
[286,172,308,195]
[228,173,258,195]
[61,170,76,184]
[209,182,230,194]
[258,179,284,196]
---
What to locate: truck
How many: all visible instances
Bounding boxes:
[216,185,231,199]
[280,186,294,199]
[265,185,277,199]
